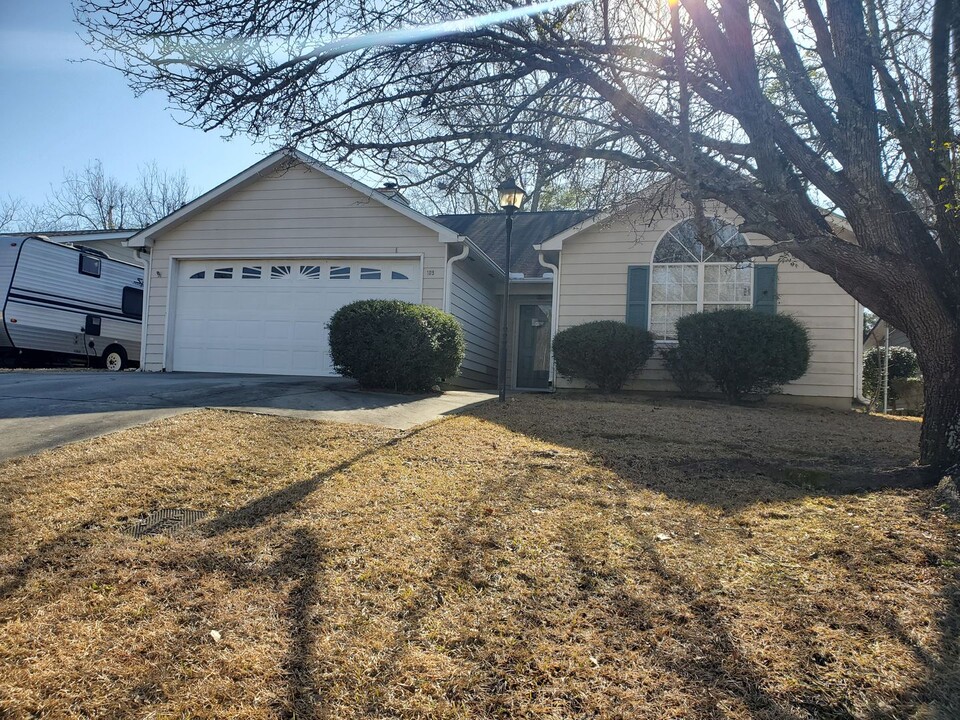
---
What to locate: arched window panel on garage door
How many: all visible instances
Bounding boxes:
[300,265,322,279]
[330,265,351,280]
[360,267,381,280]
[270,265,291,279]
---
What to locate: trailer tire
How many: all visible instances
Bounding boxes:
[102,346,127,372]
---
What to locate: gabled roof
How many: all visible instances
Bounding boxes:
[534,184,860,252]
[125,148,466,248]
[434,210,596,278]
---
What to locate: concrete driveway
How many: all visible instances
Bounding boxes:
[0,371,494,462]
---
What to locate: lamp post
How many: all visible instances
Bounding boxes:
[497,178,526,402]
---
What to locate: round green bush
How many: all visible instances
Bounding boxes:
[862,345,920,403]
[552,321,655,393]
[672,309,810,400]
[327,300,465,392]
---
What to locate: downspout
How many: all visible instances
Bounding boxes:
[443,241,470,312]
[538,251,560,388]
[854,302,868,404]
[136,248,151,371]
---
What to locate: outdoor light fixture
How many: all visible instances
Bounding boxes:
[496,178,526,402]
[497,178,526,214]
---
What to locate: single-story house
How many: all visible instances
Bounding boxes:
[126,149,864,406]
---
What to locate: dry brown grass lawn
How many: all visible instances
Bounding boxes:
[0,394,957,719]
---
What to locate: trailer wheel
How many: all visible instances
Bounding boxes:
[102,346,127,372]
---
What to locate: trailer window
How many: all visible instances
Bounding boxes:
[122,287,143,319]
[79,253,101,278]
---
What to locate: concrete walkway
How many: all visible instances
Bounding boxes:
[0,371,494,462]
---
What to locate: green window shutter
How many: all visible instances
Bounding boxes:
[626,266,650,328]
[753,264,778,314]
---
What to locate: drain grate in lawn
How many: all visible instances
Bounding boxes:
[124,508,206,538]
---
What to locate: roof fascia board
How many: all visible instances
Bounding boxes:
[459,236,505,277]
[54,231,138,242]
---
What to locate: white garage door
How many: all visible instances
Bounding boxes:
[171,258,421,375]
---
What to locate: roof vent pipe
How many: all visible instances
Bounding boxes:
[378,179,411,206]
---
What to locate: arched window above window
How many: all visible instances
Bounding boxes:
[649,218,753,341]
[653,218,748,263]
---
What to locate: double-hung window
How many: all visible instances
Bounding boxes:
[650,219,753,341]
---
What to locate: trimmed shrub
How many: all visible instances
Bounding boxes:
[671,309,810,400]
[327,299,465,392]
[862,346,920,405]
[552,321,655,393]
[661,345,706,396]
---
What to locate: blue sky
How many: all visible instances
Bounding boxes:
[0,0,271,210]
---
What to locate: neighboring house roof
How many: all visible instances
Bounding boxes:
[864,319,912,350]
[125,148,466,248]
[0,229,138,241]
[434,210,596,278]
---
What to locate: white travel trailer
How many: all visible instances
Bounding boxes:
[0,235,143,370]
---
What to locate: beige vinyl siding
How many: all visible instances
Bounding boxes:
[142,164,447,371]
[449,259,499,388]
[555,211,859,401]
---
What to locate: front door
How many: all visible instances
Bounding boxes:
[516,303,551,389]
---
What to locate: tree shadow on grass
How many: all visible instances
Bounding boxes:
[553,506,822,719]
[0,426,423,609]
[454,396,951,717]
[203,424,432,536]
[465,395,932,511]
[2,396,951,718]
[0,517,102,601]
[323,448,853,718]
[278,528,327,720]
[929,563,960,719]
[881,515,960,719]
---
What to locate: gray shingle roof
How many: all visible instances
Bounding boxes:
[434,210,596,278]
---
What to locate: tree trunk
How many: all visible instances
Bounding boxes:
[916,331,960,473]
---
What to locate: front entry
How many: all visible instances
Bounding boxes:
[516,303,552,389]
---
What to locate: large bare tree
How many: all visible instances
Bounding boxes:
[77,0,960,471]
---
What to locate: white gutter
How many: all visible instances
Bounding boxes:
[443,242,470,312]
[854,301,868,404]
[137,248,152,370]
[538,251,561,386]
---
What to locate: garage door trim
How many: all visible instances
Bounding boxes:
[163,253,425,372]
